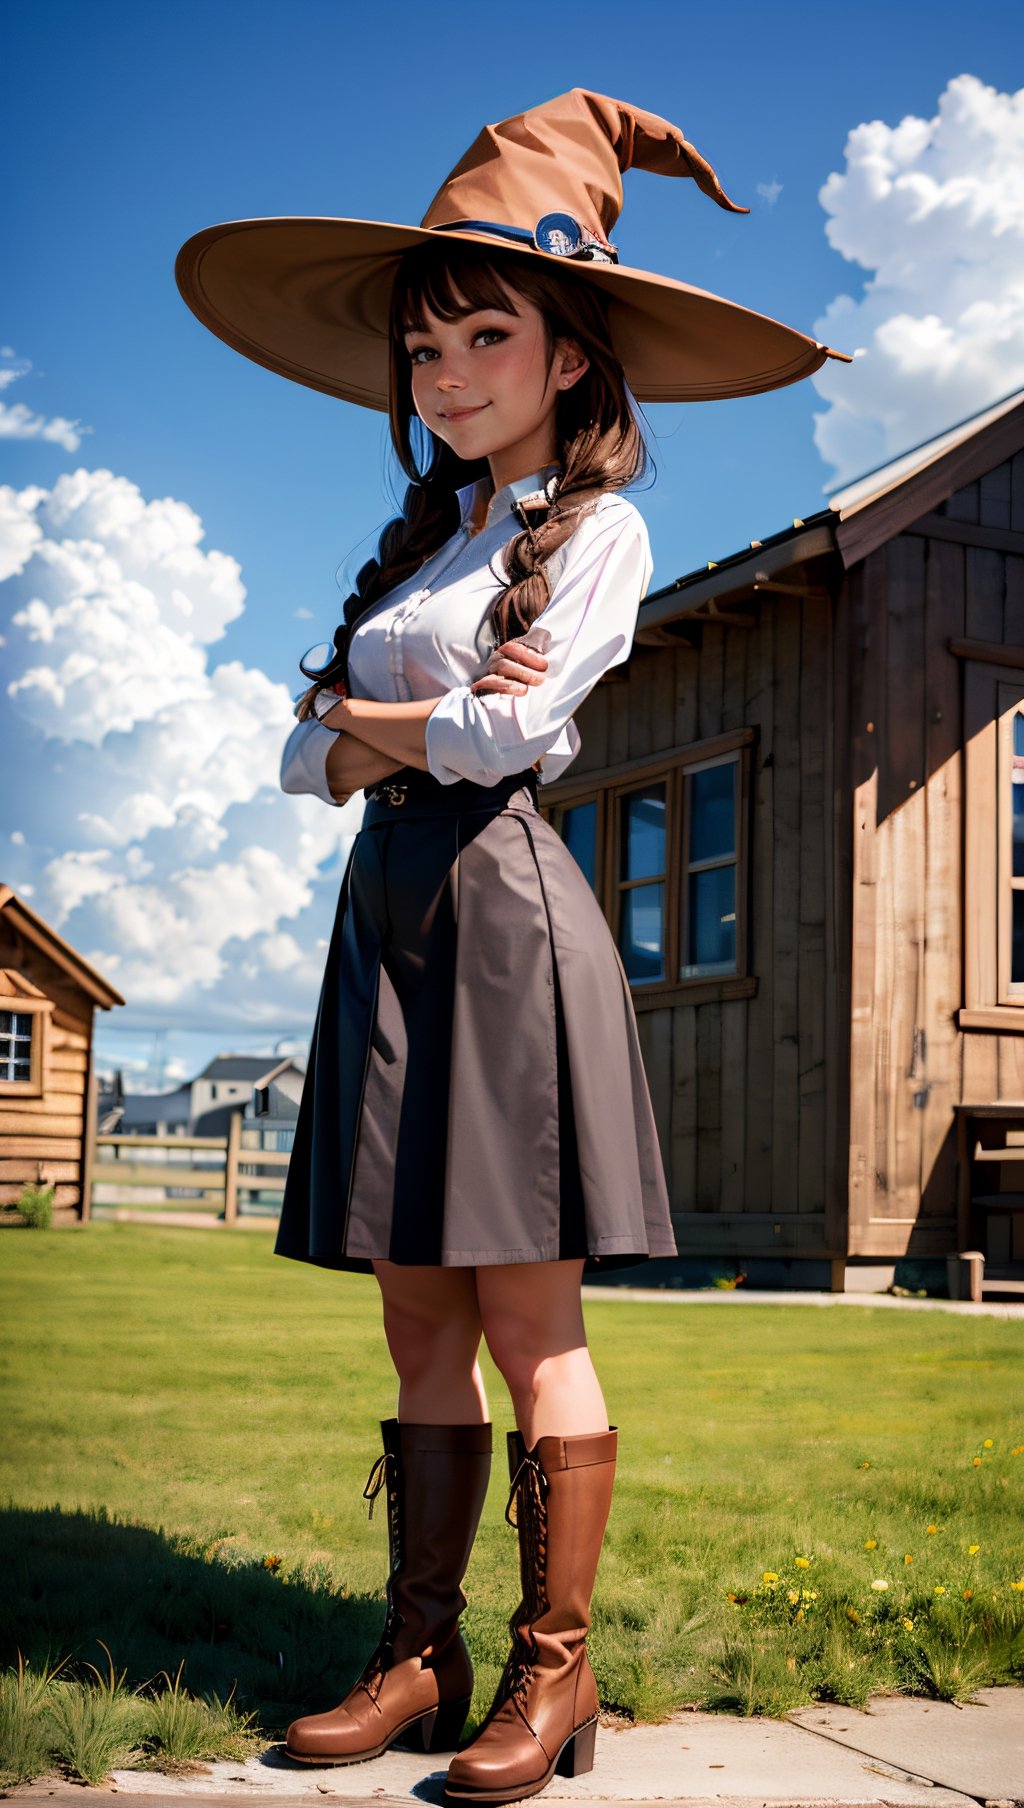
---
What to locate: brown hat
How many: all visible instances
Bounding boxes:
[175,87,852,412]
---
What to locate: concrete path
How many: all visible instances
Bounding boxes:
[580,1288,1024,1320]
[7,1688,1021,1808]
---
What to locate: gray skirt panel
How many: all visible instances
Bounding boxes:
[274,773,677,1273]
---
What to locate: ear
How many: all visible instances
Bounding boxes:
[553,337,590,392]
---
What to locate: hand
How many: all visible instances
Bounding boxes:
[471,637,549,696]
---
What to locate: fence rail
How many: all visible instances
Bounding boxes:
[92,1119,288,1224]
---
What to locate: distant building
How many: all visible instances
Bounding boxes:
[1,884,123,1223]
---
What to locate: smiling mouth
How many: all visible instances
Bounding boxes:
[439,404,489,422]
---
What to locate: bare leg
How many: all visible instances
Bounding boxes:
[475,1259,608,1447]
[372,1260,488,1423]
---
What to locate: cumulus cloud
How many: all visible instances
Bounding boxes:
[0,351,91,453]
[1,461,366,1050]
[810,73,1024,487]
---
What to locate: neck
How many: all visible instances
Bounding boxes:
[487,424,559,496]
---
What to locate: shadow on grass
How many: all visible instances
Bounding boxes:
[2,1503,385,1740]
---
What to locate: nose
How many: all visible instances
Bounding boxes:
[420,348,466,392]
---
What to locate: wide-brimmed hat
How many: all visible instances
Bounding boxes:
[175,87,852,413]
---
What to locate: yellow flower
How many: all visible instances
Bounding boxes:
[795,1608,805,1623]
[762,1571,779,1584]
[983,1438,993,1448]
[968,1544,980,1555]
[846,1607,861,1624]
[926,1525,937,1535]
[262,1553,282,1572]
[904,1553,914,1565]
[859,1461,871,1469]
[972,1457,982,1467]
[934,1585,946,1595]
[787,1588,800,1604]
[802,1589,817,1600]
[901,1617,914,1631]
[795,1556,810,1569]
[962,1589,974,1600]
[1009,1580,1024,1593]
[871,1579,889,1591]
[1011,1445,1024,1456]
[864,1538,877,1550]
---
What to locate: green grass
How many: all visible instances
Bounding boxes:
[2,1222,1022,1767]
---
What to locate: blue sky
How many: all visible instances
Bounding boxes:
[3,1,1023,1086]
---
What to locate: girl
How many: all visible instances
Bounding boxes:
[175,87,849,1804]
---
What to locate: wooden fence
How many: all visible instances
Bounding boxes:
[91,1115,288,1224]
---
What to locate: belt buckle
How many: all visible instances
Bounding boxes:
[376,782,408,807]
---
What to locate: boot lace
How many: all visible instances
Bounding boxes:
[357,1446,403,1697]
[492,1454,550,1711]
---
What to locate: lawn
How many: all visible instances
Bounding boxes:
[2,1222,1022,1754]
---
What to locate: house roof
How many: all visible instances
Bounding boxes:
[0,885,125,1008]
[119,1087,191,1129]
[636,382,1024,637]
[196,1054,302,1084]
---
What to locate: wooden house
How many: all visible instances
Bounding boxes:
[0,885,124,1223]
[538,386,1024,1291]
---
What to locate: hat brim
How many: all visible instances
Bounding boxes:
[175,216,847,412]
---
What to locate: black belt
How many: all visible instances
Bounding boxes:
[362,766,539,823]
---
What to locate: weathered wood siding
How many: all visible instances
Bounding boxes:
[0,914,93,1219]
[841,452,1024,1257]
[569,589,838,1261]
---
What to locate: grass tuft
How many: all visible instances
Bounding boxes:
[44,1645,142,1785]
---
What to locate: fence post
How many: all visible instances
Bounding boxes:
[223,1111,241,1225]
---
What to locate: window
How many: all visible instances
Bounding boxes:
[543,728,755,1010]
[0,994,50,1095]
[0,1010,33,1082]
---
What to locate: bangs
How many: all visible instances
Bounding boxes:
[394,245,525,334]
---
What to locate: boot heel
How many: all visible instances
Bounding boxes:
[418,1694,472,1753]
[556,1716,597,1778]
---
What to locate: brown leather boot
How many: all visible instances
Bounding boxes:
[285,1418,492,1765]
[445,1426,617,1802]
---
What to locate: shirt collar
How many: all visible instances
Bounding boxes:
[456,464,560,532]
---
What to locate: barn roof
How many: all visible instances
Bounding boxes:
[0,884,124,1008]
[196,1053,302,1084]
[637,382,1024,639]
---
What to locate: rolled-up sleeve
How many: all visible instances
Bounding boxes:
[280,717,342,806]
[424,496,652,786]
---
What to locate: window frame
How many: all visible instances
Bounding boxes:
[541,727,757,1012]
[0,993,52,1098]
[960,658,1024,1031]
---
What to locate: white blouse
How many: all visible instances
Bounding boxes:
[279,467,653,806]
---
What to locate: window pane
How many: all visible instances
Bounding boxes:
[1014,889,1024,984]
[619,883,664,983]
[620,785,665,881]
[690,763,735,864]
[1013,714,1024,878]
[559,800,597,891]
[13,1060,31,1081]
[684,866,737,973]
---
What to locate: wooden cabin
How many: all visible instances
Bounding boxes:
[0,886,124,1223]
[538,386,1024,1291]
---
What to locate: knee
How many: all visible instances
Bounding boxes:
[480,1306,550,1400]
[381,1298,476,1381]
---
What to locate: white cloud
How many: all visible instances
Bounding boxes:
[756,179,783,206]
[0,351,91,452]
[811,73,1024,487]
[1,456,366,1048]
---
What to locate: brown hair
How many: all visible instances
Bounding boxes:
[296,240,648,720]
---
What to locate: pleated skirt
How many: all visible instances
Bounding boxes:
[274,766,678,1274]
